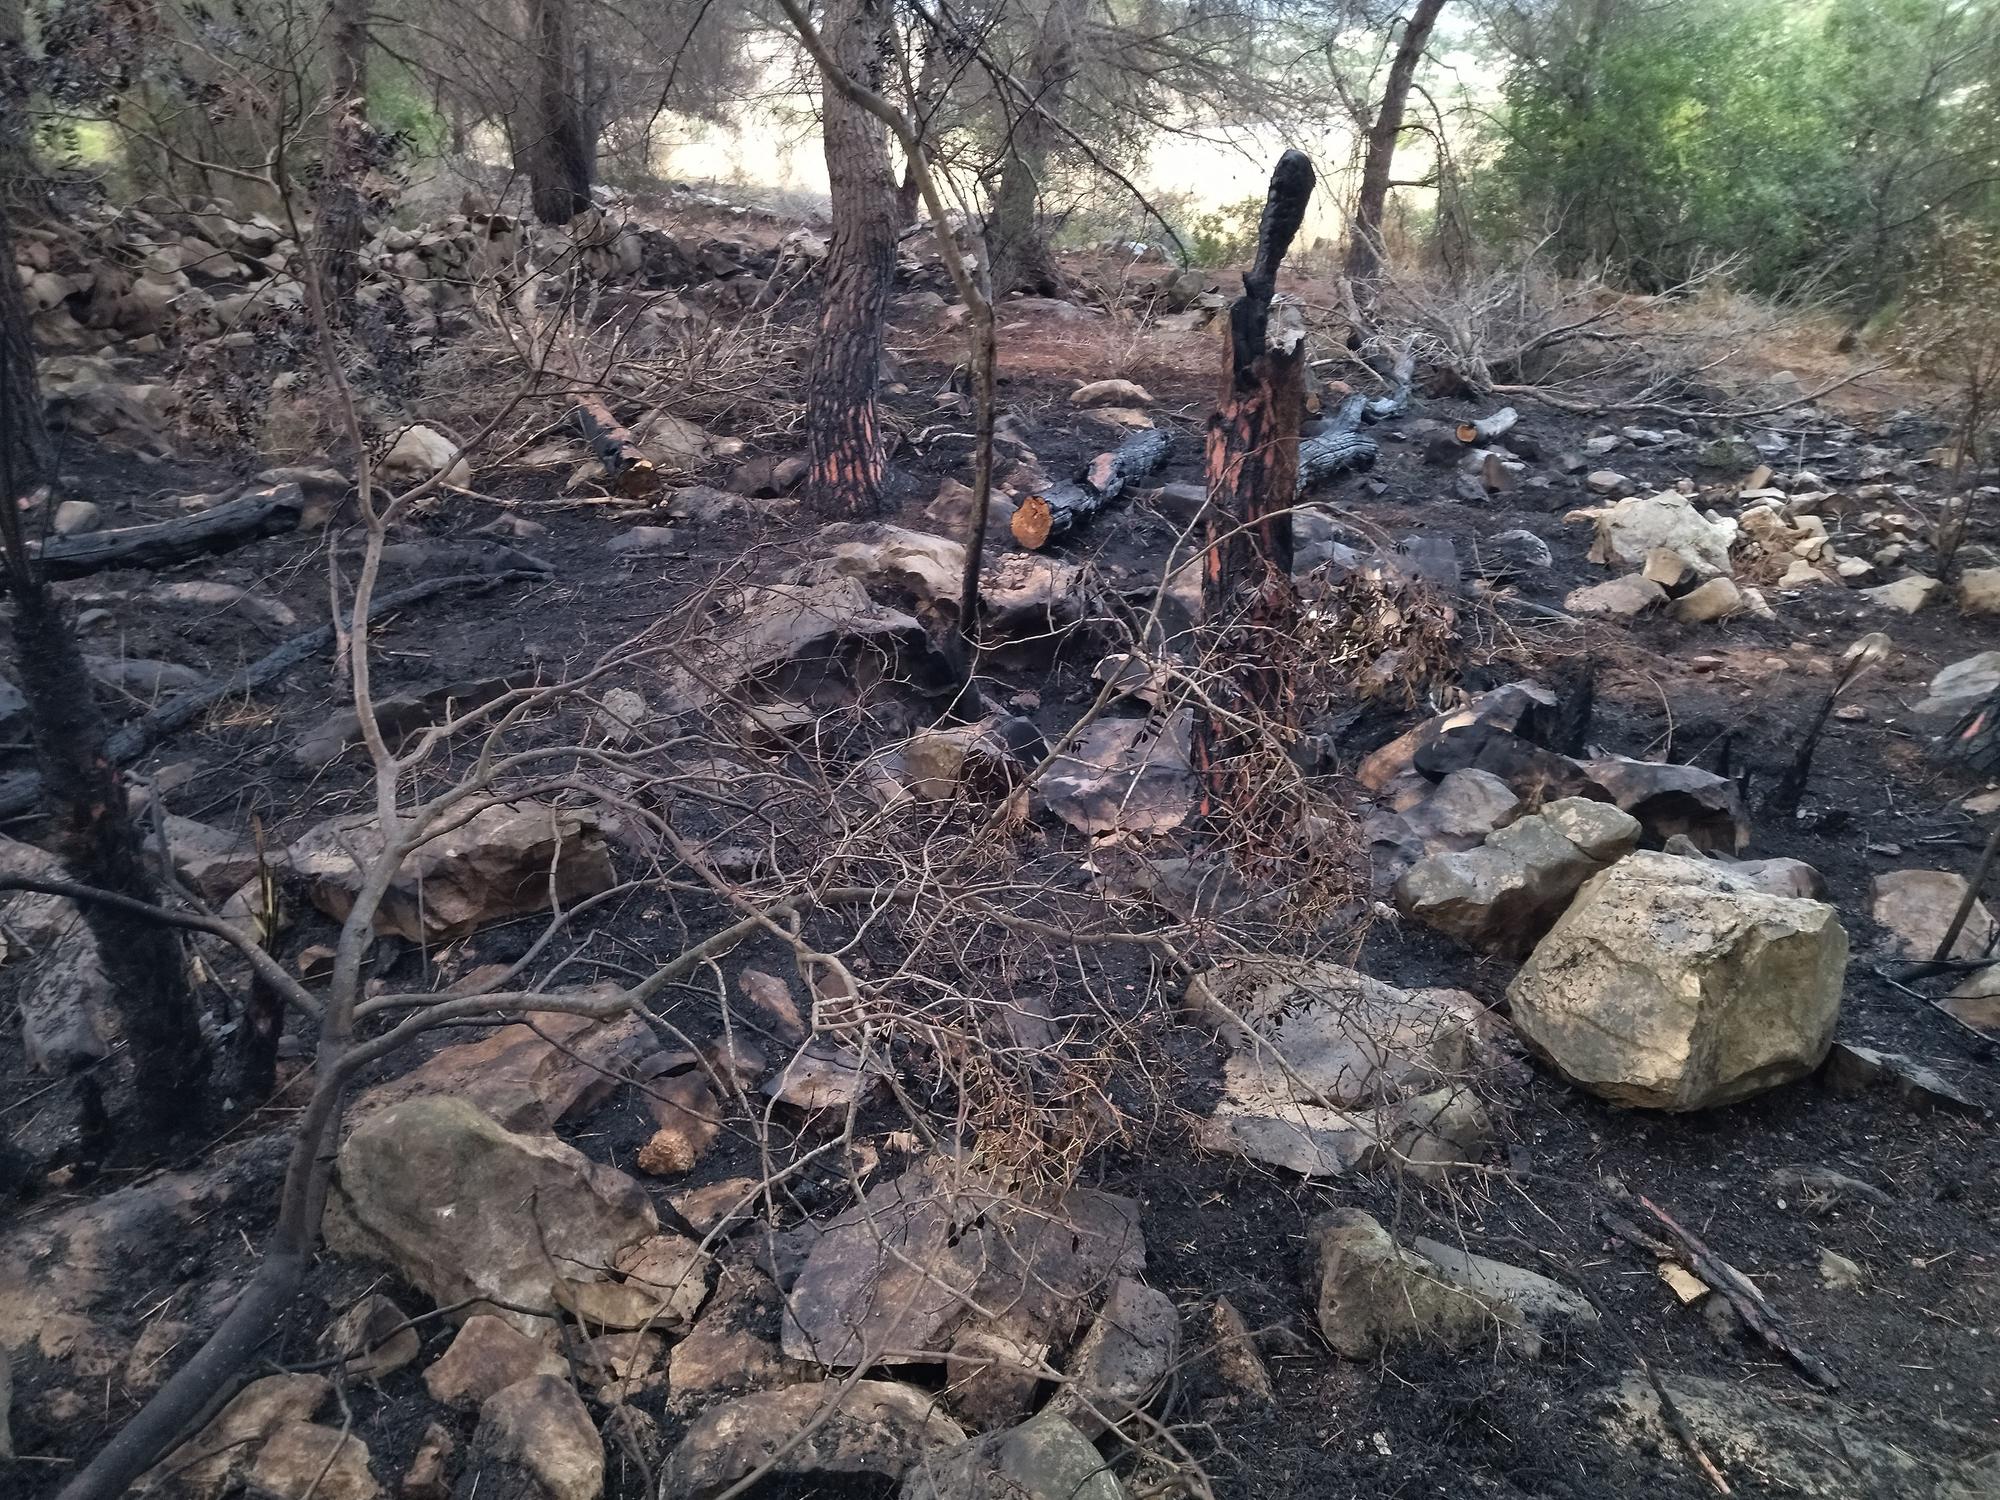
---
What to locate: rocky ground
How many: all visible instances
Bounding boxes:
[1,188,1997,1500]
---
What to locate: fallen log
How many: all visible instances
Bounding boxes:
[0,569,547,820]
[21,484,306,582]
[1364,348,1417,421]
[1012,428,1172,549]
[1296,429,1377,493]
[1456,406,1519,444]
[573,395,660,499]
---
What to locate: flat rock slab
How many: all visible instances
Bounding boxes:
[782,1162,1144,1368]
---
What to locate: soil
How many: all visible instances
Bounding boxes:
[1,251,1996,1500]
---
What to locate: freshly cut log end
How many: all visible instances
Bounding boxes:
[1012,494,1055,550]
[574,396,661,500]
[1455,406,1518,445]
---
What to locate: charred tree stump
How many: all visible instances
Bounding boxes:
[1011,429,1171,548]
[1193,150,1315,829]
[1456,405,1519,444]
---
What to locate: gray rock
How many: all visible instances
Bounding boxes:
[1582,756,1747,853]
[1914,651,2000,722]
[1823,1043,1980,1114]
[1308,1209,1520,1359]
[1475,528,1552,577]
[900,1413,1125,1500]
[52,499,100,534]
[1399,768,1524,854]
[606,524,679,555]
[1508,852,1847,1110]
[1408,1238,1599,1329]
[1566,574,1666,617]
[1395,798,1642,955]
[1048,1278,1178,1438]
[662,1381,966,1500]
[1871,868,1993,960]
[423,1315,566,1409]
[465,1376,602,1500]
[1579,491,1736,576]
[246,1421,378,1500]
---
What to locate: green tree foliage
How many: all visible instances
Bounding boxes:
[1468,0,2000,300]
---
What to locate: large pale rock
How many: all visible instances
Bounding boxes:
[782,1163,1144,1368]
[1871,869,1994,961]
[1395,798,1641,955]
[1308,1210,1515,1359]
[468,1375,603,1500]
[801,522,967,607]
[1507,852,1847,1110]
[1957,567,2000,615]
[380,424,470,488]
[654,576,955,716]
[1863,575,1942,613]
[1672,576,1743,623]
[1577,492,1736,577]
[900,1412,1127,1500]
[325,1096,664,1327]
[661,1381,966,1500]
[289,800,616,943]
[1186,959,1492,1178]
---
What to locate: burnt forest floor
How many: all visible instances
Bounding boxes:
[2,264,1997,1500]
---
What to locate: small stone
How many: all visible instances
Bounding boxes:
[1819,1248,1866,1292]
[1048,1278,1178,1438]
[607,525,680,555]
[1658,1264,1709,1304]
[1308,1209,1515,1358]
[400,1423,455,1500]
[1641,548,1689,589]
[247,1421,379,1500]
[1565,574,1666,617]
[946,1329,1046,1431]
[1070,378,1153,407]
[1207,1297,1273,1403]
[325,1293,418,1381]
[1671,576,1742,623]
[52,499,101,534]
[1957,567,2000,615]
[1586,470,1630,495]
[594,687,648,743]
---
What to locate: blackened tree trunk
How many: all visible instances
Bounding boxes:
[1194,151,1315,830]
[0,0,40,214]
[805,0,898,516]
[526,0,592,225]
[0,200,208,1138]
[985,0,1078,297]
[309,0,370,317]
[1343,0,1447,316]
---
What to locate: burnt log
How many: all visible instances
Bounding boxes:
[1011,428,1172,549]
[1296,429,1378,493]
[23,485,305,582]
[573,396,660,499]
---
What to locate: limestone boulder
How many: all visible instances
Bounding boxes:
[1576,491,1736,577]
[1507,852,1847,1110]
[1047,1278,1178,1438]
[1395,798,1641,955]
[380,424,470,488]
[325,1096,667,1327]
[1307,1210,1515,1359]
[466,1375,603,1500]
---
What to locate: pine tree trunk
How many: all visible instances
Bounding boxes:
[985,0,1078,297]
[0,200,208,1137]
[1343,0,1447,314]
[1194,152,1315,831]
[309,0,369,317]
[805,0,898,516]
[526,0,592,224]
